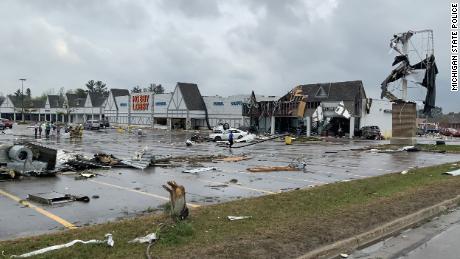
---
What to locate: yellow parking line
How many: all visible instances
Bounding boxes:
[89,179,201,208]
[198,179,277,194]
[0,189,77,229]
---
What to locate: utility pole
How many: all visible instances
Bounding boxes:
[19,78,26,122]
[401,41,408,101]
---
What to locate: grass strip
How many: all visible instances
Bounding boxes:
[1,161,460,258]
[373,144,460,153]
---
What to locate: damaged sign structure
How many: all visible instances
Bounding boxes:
[381,30,438,115]
[380,29,438,145]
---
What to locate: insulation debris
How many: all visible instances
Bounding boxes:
[10,234,113,258]
[182,167,217,174]
[227,216,251,221]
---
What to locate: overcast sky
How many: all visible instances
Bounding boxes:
[0,0,457,112]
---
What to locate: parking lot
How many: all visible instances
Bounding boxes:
[1,125,459,240]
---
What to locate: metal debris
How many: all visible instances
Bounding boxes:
[28,192,90,205]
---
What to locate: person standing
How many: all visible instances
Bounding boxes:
[38,123,43,137]
[56,124,61,137]
[45,122,51,138]
[228,131,234,148]
[34,122,38,138]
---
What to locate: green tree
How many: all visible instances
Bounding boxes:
[144,83,164,94]
[95,81,109,97]
[74,88,88,99]
[131,85,142,93]
[85,80,96,93]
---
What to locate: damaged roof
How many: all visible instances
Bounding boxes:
[47,95,64,108]
[31,99,46,108]
[282,80,367,102]
[110,88,129,97]
[177,82,206,110]
[7,95,22,107]
[88,93,106,107]
[66,93,86,108]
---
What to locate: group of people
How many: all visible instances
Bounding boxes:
[34,122,61,138]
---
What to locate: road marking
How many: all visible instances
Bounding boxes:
[89,179,201,208]
[198,179,277,194]
[0,188,77,229]
[235,171,326,184]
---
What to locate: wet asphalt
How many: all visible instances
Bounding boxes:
[0,125,459,240]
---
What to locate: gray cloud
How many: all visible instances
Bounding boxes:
[0,0,457,112]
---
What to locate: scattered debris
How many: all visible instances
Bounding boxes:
[93,153,120,166]
[74,172,97,180]
[69,125,83,138]
[217,156,251,162]
[129,233,157,244]
[444,169,460,176]
[229,179,238,184]
[185,139,194,146]
[0,143,58,176]
[121,148,155,170]
[399,146,419,152]
[247,164,303,173]
[227,216,251,221]
[206,184,228,188]
[10,234,113,258]
[162,181,189,220]
[28,192,90,205]
[0,168,17,180]
[182,167,217,174]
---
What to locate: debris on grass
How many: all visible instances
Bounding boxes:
[443,169,460,176]
[10,234,113,258]
[227,216,252,221]
[129,233,157,244]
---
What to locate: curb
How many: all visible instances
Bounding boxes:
[298,194,460,259]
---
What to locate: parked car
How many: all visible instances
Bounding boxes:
[84,120,100,130]
[209,128,248,141]
[1,118,13,129]
[360,126,381,139]
[100,119,110,128]
[440,128,458,137]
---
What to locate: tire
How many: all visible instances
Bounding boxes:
[214,136,222,141]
